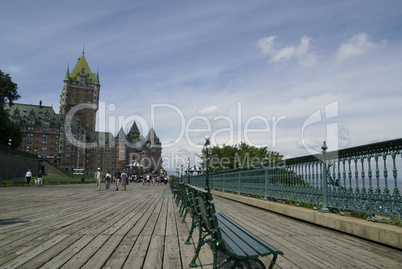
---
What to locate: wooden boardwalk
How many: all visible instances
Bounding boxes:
[0,183,401,269]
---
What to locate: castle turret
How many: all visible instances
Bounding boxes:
[59,51,100,131]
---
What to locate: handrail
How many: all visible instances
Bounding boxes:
[187,138,402,218]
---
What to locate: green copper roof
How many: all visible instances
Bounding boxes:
[64,66,70,81]
[66,52,99,85]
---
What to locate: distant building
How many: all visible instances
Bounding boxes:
[5,51,163,175]
[59,51,99,132]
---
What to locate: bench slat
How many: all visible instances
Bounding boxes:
[218,212,283,256]
[218,217,259,259]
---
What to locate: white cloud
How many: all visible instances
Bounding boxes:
[336,33,384,61]
[257,35,316,68]
[256,36,277,55]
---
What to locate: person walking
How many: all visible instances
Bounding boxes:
[94,168,102,191]
[115,170,121,191]
[146,174,151,186]
[36,170,43,187]
[121,169,128,191]
[25,169,32,186]
[105,170,111,190]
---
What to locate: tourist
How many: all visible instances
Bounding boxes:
[146,174,151,186]
[25,169,32,186]
[36,170,43,187]
[94,168,102,191]
[105,170,112,190]
[121,169,128,191]
[115,170,121,191]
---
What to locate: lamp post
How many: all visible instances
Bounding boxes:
[8,139,12,147]
[204,136,211,192]
[320,141,330,213]
[187,157,191,185]
[181,164,183,183]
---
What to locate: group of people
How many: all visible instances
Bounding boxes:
[93,169,168,191]
[24,169,44,187]
[94,168,128,191]
[142,174,167,186]
[24,168,166,189]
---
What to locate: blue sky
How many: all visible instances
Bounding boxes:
[1,0,402,169]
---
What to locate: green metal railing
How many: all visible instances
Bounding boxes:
[187,138,402,218]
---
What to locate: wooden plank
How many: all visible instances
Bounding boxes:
[142,235,164,269]
[163,236,182,268]
[102,236,138,269]
[39,235,96,269]
[122,235,152,269]
[81,235,124,269]
[165,195,178,237]
[0,233,59,266]
[153,196,168,236]
[60,234,111,268]
[0,234,69,268]
[15,233,82,269]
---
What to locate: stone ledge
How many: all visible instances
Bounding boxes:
[211,190,402,250]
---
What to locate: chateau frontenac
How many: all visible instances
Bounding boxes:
[5,52,162,175]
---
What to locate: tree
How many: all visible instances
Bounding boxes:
[0,70,21,148]
[201,142,283,173]
[0,70,20,107]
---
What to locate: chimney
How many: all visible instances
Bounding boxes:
[39,100,42,108]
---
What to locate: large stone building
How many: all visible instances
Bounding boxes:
[5,52,162,175]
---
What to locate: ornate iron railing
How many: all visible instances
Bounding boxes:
[186,138,402,218]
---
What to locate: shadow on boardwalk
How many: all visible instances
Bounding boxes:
[0,184,401,268]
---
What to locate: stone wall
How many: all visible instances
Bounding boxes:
[0,145,40,179]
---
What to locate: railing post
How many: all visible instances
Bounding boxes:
[237,171,241,195]
[222,174,225,192]
[264,167,268,200]
[321,141,330,213]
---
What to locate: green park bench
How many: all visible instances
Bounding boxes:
[170,180,178,200]
[47,178,57,184]
[12,177,26,186]
[183,185,283,269]
[0,178,6,187]
[59,178,68,184]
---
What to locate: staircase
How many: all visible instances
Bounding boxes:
[41,161,70,178]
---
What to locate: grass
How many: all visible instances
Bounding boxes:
[0,174,96,186]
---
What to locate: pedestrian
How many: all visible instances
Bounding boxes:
[146,174,151,186]
[121,169,128,191]
[94,168,102,191]
[36,170,43,187]
[115,170,121,191]
[25,169,32,186]
[105,170,111,190]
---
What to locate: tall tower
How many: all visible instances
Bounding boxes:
[59,51,100,132]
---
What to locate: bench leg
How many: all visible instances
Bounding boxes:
[268,254,278,269]
[189,228,209,267]
[181,207,189,223]
[184,214,196,245]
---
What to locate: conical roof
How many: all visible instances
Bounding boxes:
[64,66,70,81]
[146,128,161,148]
[129,121,140,134]
[66,52,98,84]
